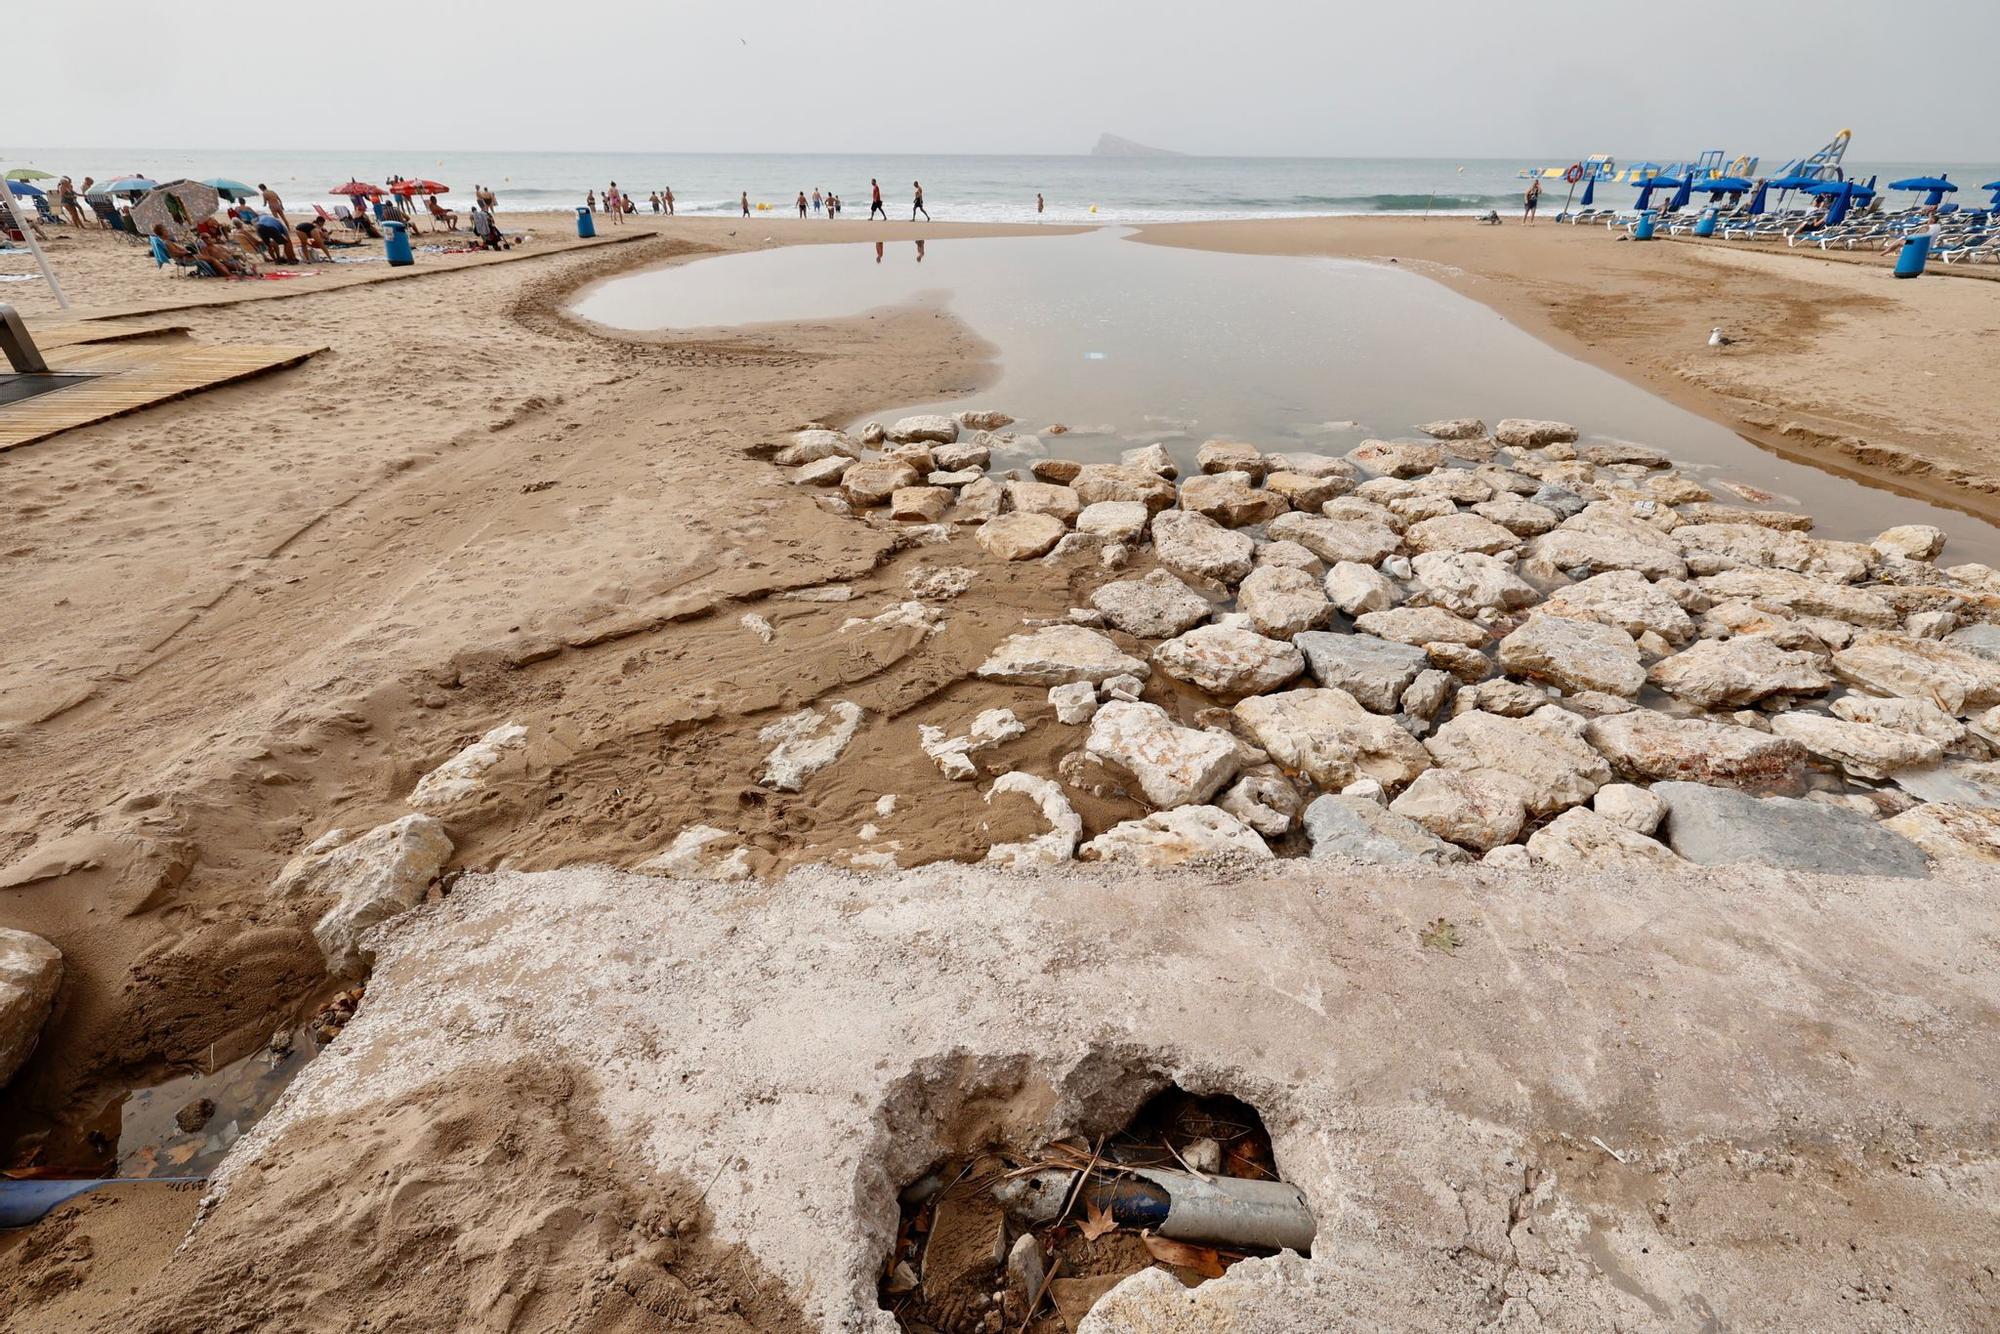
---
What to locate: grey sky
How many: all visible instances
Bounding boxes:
[14,0,1998,160]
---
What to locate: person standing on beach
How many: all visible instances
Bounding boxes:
[664,186,674,215]
[912,181,929,221]
[608,183,625,224]
[812,187,822,214]
[1523,178,1540,224]
[58,177,84,228]
[1036,192,1044,221]
[259,183,287,225]
[869,178,886,220]
[587,189,597,213]
[741,191,751,217]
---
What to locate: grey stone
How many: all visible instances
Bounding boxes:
[1294,632,1429,713]
[0,928,63,1088]
[1654,782,1929,877]
[1585,711,1809,794]
[1089,569,1213,639]
[1304,794,1471,864]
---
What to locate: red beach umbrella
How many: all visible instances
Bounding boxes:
[390,179,450,196]
[330,180,384,198]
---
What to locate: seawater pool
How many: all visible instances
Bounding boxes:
[572,229,2000,564]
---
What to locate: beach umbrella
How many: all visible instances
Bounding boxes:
[1633,176,1681,210]
[4,168,57,181]
[1665,174,1694,212]
[390,178,448,195]
[1579,176,1595,208]
[1888,175,1956,207]
[6,180,47,198]
[198,177,258,201]
[1746,179,1770,215]
[93,175,158,197]
[330,180,384,198]
[1808,179,1871,226]
[1765,172,1821,192]
[132,180,221,236]
[1699,175,1755,196]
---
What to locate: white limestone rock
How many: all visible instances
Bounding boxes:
[1527,807,1684,869]
[1075,500,1151,543]
[634,825,753,882]
[1215,765,1306,837]
[1411,551,1538,617]
[1423,709,1610,815]
[1592,783,1666,834]
[1005,479,1082,524]
[1090,569,1213,639]
[887,414,959,444]
[1323,561,1402,617]
[1648,636,1834,709]
[919,708,1029,781]
[1266,512,1401,567]
[1832,631,2000,715]
[1584,711,1809,793]
[976,512,1067,561]
[0,928,63,1089]
[1495,419,1579,447]
[758,701,864,791]
[983,773,1084,868]
[1152,625,1305,697]
[1080,805,1273,867]
[1540,569,1695,643]
[1237,565,1335,639]
[1768,713,1947,782]
[273,815,454,978]
[1048,682,1100,725]
[978,626,1150,687]
[841,458,922,507]
[1388,768,1530,852]
[1151,510,1257,587]
[1498,616,1646,698]
[1179,472,1287,527]
[1304,794,1470,865]
[1354,606,1488,647]
[408,723,530,815]
[1085,701,1242,809]
[1233,688,1433,791]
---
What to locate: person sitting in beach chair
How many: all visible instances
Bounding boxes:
[468,204,508,251]
[425,194,458,231]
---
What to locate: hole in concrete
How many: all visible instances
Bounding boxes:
[877,1082,1311,1332]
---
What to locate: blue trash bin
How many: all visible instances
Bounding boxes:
[575,206,596,239]
[1894,233,1932,278]
[1633,209,1657,240]
[1694,207,1719,237]
[383,220,412,266]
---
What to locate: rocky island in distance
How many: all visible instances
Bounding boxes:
[1091,132,1183,157]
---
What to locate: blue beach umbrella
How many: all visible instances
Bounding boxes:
[1634,175,1684,210]
[6,180,46,198]
[199,177,258,201]
[1888,174,1956,207]
[1746,179,1770,215]
[1579,175,1595,207]
[1808,178,1872,226]
[91,175,158,196]
[1697,176,1755,199]
[1666,174,1695,212]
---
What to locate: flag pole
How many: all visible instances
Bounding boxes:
[1,187,69,310]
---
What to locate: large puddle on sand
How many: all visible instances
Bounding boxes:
[574,229,2000,564]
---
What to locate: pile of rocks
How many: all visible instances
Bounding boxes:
[791,412,2000,873]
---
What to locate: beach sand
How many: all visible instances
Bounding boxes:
[1137,216,2000,520]
[2,211,1998,1328]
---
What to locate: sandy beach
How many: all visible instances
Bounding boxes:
[4,209,2000,1329]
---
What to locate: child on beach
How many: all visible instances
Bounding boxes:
[912,181,929,221]
[869,179,886,220]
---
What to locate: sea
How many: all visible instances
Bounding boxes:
[7,148,1996,223]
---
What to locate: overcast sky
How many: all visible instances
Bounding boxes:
[13,0,1997,161]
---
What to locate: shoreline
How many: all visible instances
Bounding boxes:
[1133,215,2000,525]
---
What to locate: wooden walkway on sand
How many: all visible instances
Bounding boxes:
[0,336,324,451]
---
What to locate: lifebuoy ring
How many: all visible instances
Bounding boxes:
[1564,163,1585,185]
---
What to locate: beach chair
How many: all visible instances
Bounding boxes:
[31,195,61,227]
[1934,230,1993,263]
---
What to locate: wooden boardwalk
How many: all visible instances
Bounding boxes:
[0,336,323,451]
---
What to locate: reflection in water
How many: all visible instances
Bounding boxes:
[916,239,925,263]
[572,231,2000,562]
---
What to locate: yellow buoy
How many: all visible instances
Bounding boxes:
[1089,204,1098,214]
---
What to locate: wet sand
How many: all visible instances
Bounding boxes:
[1136,216,2000,522]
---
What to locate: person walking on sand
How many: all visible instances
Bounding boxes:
[741,191,751,218]
[1523,178,1540,224]
[664,186,674,216]
[608,182,625,224]
[259,183,287,224]
[912,181,930,222]
[869,178,886,220]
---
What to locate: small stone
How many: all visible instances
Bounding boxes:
[1527,807,1683,869]
[1539,569,1695,643]
[1005,480,1082,524]
[1496,419,1579,447]
[792,455,853,487]
[1304,794,1470,864]
[1483,844,1534,869]
[1592,783,1666,834]
[1120,442,1179,478]
[1151,511,1257,587]
[1322,561,1399,617]
[1076,501,1150,542]
[934,440,993,471]
[1294,632,1429,713]
[1472,496,1560,537]
[1216,765,1306,836]
[978,627,1151,686]
[890,486,953,523]
[1237,565,1334,639]
[1049,682,1099,725]
[1388,768,1530,851]
[635,825,753,882]
[1090,569,1213,639]
[758,702,863,792]
[1153,625,1305,697]
[1424,709,1611,816]
[1401,668,1453,720]
[1498,616,1646,698]
[920,709,1029,780]
[1071,464,1178,513]
[1031,458,1083,484]
[271,816,455,978]
[1081,805,1273,866]
[976,512,1067,561]
[957,409,1015,432]
[1425,640,1493,683]
[841,458,922,507]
